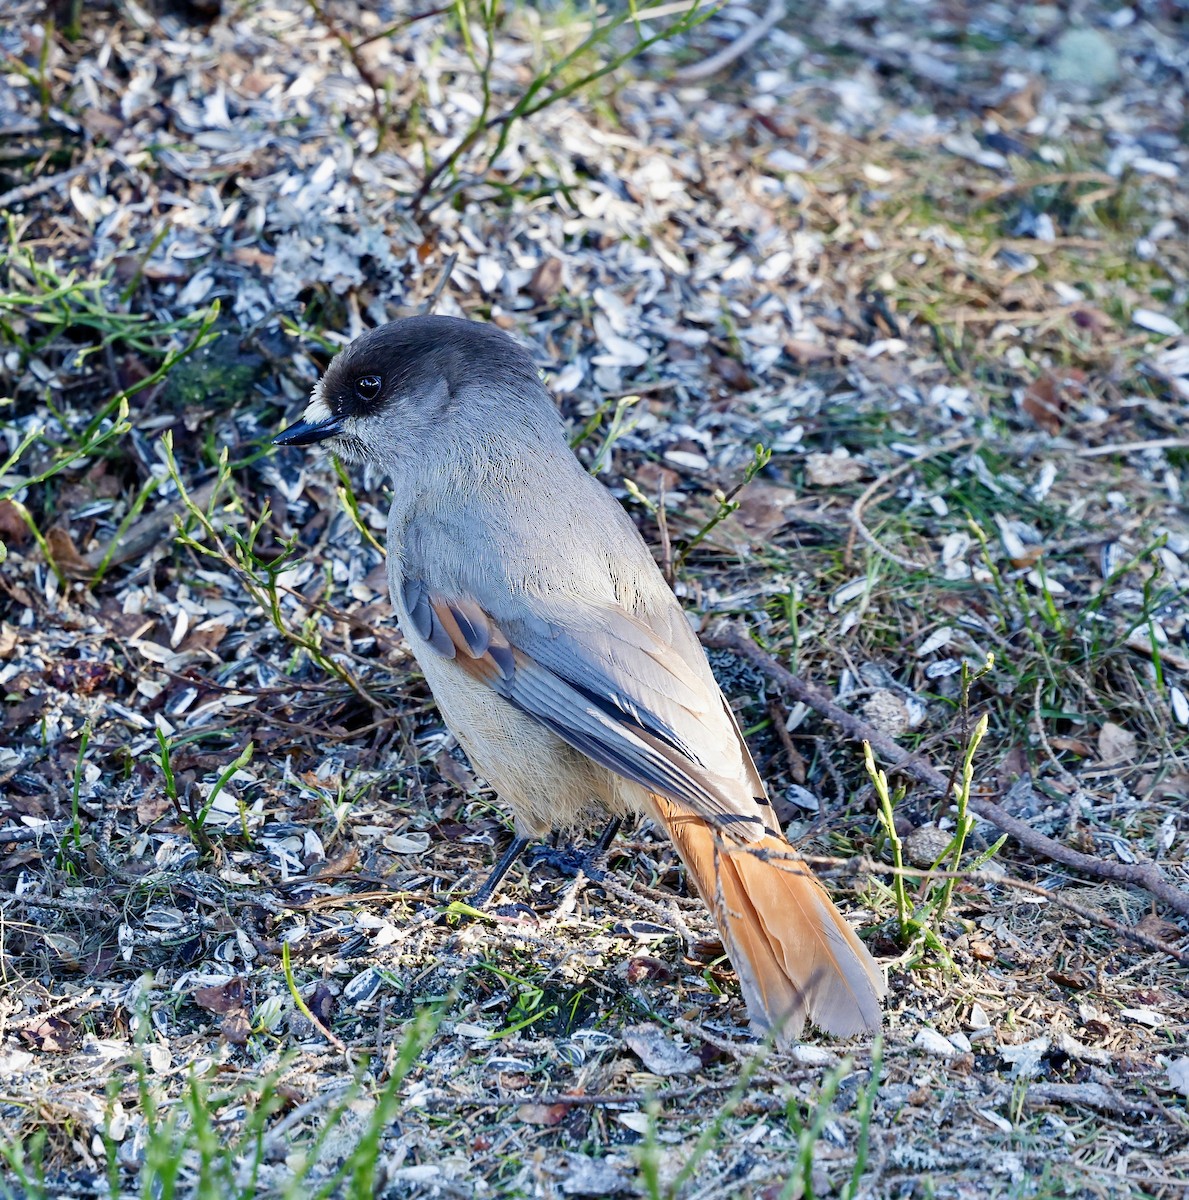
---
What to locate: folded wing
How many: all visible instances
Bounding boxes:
[399,574,775,837]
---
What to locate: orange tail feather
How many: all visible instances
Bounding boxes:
[649,795,884,1041]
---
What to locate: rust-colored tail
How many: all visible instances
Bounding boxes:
[650,795,884,1041]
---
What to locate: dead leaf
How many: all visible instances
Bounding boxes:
[0,500,29,546]
[626,956,675,984]
[528,257,563,304]
[1135,913,1183,943]
[688,937,725,963]
[805,450,864,487]
[137,789,175,826]
[44,660,113,694]
[220,1011,251,1046]
[1021,368,1087,434]
[45,527,91,579]
[20,1016,77,1053]
[1048,970,1090,989]
[1049,737,1094,757]
[709,353,753,392]
[784,338,831,364]
[194,978,248,1015]
[1097,721,1137,764]
[307,982,336,1025]
[623,1024,701,1076]
[181,622,228,655]
[435,750,478,793]
[729,484,797,541]
[230,246,276,271]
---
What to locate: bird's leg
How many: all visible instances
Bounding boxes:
[545,817,624,923]
[467,834,532,909]
[468,817,624,911]
[526,816,623,882]
[586,815,623,876]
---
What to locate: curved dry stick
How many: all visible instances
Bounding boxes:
[706,628,1189,919]
[846,438,976,571]
[672,0,785,83]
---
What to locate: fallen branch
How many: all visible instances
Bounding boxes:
[706,627,1189,919]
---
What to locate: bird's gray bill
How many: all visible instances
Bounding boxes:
[273,415,346,446]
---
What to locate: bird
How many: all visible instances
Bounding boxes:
[274,315,885,1042]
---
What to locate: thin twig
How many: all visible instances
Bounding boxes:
[418,253,459,315]
[846,438,976,570]
[423,1081,731,1110]
[672,0,784,82]
[0,152,111,209]
[707,627,1189,919]
[1076,437,1189,458]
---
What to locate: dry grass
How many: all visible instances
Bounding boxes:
[1,1,1187,1197]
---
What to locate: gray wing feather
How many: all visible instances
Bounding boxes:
[404,574,769,835]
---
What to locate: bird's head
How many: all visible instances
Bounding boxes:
[273,316,552,472]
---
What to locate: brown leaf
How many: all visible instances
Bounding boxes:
[1021,368,1087,435]
[626,956,676,984]
[730,484,797,541]
[1097,721,1137,764]
[137,789,175,826]
[784,338,832,364]
[1049,737,1095,757]
[318,847,360,878]
[181,622,228,655]
[194,978,248,1015]
[230,246,276,271]
[20,1016,77,1053]
[709,353,753,392]
[528,257,564,304]
[1135,914,1184,944]
[633,461,681,497]
[1049,970,1090,989]
[44,660,113,694]
[307,982,336,1025]
[434,750,478,794]
[688,937,725,963]
[45,527,91,579]
[220,1010,251,1046]
[0,500,29,546]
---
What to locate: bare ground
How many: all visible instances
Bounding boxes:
[1,1,1187,1197]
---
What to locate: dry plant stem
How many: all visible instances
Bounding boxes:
[423,1081,732,1110]
[418,252,459,315]
[672,0,784,82]
[970,870,1189,965]
[0,152,111,208]
[308,0,388,128]
[707,628,1189,918]
[0,888,119,918]
[846,438,977,570]
[1077,436,1189,458]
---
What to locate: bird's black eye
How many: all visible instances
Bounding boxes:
[354,375,382,403]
